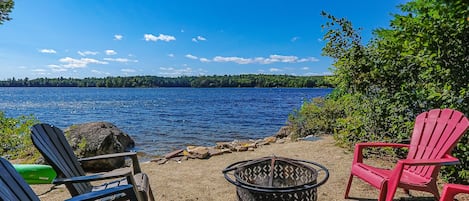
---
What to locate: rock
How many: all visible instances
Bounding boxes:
[276,139,286,144]
[264,136,277,144]
[187,146,210,159]
[255,139,270,146]
[170,156,184,162]
[235,146,248,152]
[274,126,292,139]
[239,141,256,148]
[215,142,233,150]
[208,148,231,156]
[64,122,135,172]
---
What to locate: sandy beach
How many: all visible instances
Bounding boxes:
[31,135,468,201]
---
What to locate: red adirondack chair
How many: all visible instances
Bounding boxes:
[344,109,469,201]
[440,184,469,201]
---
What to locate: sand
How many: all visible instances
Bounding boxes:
[31,135,469,201]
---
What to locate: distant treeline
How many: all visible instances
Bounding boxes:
[0,74,333,88]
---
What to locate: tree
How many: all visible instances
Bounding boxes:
[290,0,469,182]
[0,0,14,25]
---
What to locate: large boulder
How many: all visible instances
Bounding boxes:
[64,122,135,172]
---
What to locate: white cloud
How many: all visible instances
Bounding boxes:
[144,34,176,42]
[47,64,61,68]
[261,55,298,64]
[47,64,67,72]
[199,58,210,63]
[192,35,207,42]
[39,49,57,54]
[31,69,48,76]
[105,50,117,55]
[159,67,174,71]
[159,67,194,77]
[59,57,108,68]
[114,34,123,40]
[291,37,300,42]
[269,68,282,72]
[32,69,47,72]
[298,57,320,62]
[185,54,198,60]
[121,69,136,73]
[78,51,99,57]
[302,67,309,70]
[168,53,175,57]
[304,71,333,76]
[208,55,320,65]
[213,56,252,64]
[103,58,138,63]
[91,69,111,75]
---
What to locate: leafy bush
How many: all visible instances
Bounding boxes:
[288,96,345,140]
[289,0,468,183]
[0,111,40,162]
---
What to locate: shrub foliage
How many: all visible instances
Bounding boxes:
[289,0,469,183]
[0,112,39,162]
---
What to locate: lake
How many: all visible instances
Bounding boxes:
[0,87,332,157]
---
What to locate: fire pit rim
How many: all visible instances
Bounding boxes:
[222,156,329,193]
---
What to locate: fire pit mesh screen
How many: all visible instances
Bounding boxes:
[223,156,329,201]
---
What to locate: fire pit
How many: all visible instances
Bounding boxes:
[222,156,329,201]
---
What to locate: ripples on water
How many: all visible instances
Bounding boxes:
[0,87,332,158]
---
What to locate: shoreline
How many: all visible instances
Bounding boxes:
[31,135,469,201]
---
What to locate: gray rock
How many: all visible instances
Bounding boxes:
[274,126,292,139]
[64,122,135,172]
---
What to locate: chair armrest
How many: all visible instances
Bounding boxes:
[355,142,409,149]
[53,168,133,185]
[353,142,409,164]
[78,152,142,173]
[65,184,139,201]
[399,154,460,166]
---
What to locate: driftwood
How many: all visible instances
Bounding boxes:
[153,134,290,165]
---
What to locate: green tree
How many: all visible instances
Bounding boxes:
[290,0,469,182]
[0,0,14,25]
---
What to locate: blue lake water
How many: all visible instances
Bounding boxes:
[0,87,332,157]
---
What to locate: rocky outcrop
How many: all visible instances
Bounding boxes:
[64,122,135,172]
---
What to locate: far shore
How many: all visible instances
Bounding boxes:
[31,135,468,201]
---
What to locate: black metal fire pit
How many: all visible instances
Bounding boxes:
[222,156,329,201]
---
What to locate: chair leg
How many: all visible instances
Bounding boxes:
[440,184,469,201]
[378,181,388,201]
[148,187,155,201]
[385,182,398,201]
[344,174,354,199]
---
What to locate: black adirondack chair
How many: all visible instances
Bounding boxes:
[30,123,155,201]
[0,157,138,201]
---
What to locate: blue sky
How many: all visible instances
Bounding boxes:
[0,0,407,80]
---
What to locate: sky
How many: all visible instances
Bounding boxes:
[0,0,408,80]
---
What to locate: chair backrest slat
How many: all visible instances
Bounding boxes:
[0,158,40,201]
[406,109,469,178]
[31,123,93,196]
